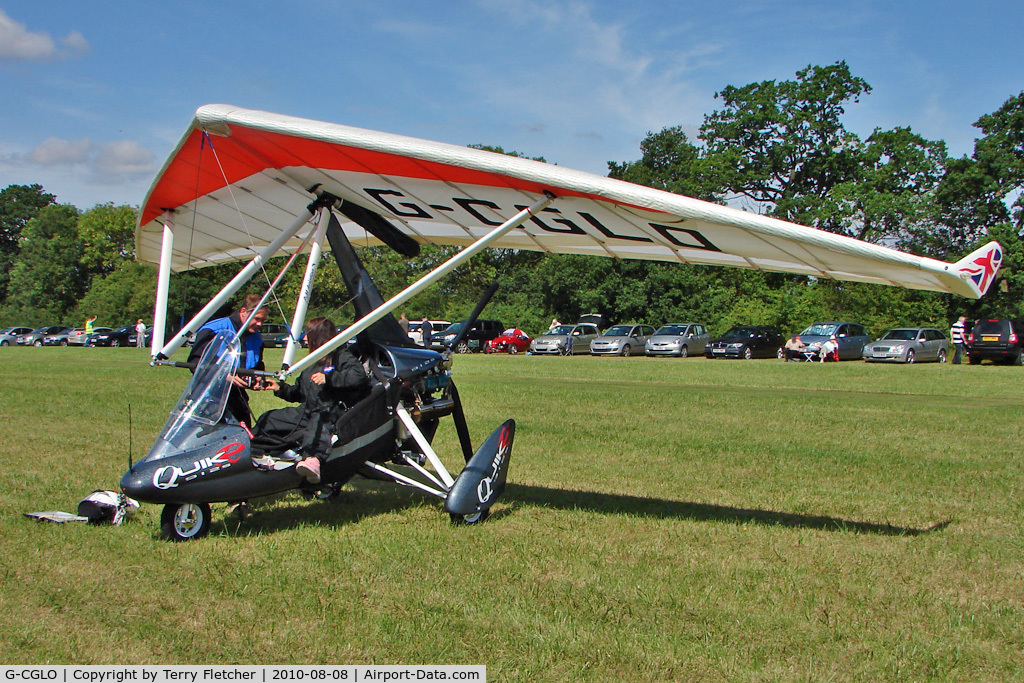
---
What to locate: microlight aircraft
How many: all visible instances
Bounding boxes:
[121,105,1002,540]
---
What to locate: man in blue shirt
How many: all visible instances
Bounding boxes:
[188,294,269,427]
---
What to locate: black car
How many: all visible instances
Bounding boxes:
[967,319,1024,365]
[438,319,504,353]
[86,325,141,347]
[705,325,785,360]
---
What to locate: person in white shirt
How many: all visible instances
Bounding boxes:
[950,316,967,364]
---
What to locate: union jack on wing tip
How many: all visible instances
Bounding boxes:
[960,246,1003,294]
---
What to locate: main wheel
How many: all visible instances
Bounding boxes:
[455,340,470,354]
[905,349,915,364]
[508,345,519,355]
[620,344,631,356]
[450,508,490,525]
[161,502,212,541]
[743,346,753,360]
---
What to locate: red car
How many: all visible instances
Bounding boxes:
[485,328,532,354]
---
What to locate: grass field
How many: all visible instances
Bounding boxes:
[0,347,1021,680]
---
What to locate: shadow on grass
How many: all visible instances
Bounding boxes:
[197,478,947,539]
[504,483,950,537]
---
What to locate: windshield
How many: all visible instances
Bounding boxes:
[548,325,574,335]
[603,326,634,337]
[800,323,839,337]
[443,322,465,335]
[881,329,917,341]
[721,326,756,339]
[655,325,688,335]
[153,330,240,457]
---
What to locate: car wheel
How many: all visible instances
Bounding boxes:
[60,340,68,346]
[161,502,211,541]
[905,349,915,364]
[937,349,947,363]
[679,346,688,358]
[33,339,42,347]
[111,339,121,347]
[742,346,753,360]
[620,344,631,356]
[450,508,490,525]
[455,340,470,354]
[1,340,8,346]
[969,355,982,365]
[777,347,785,360]
[508,345,518,355]
[1014,349,1023,366]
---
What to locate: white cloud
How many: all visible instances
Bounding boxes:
[0,9,89,62]
[19,137,155,185]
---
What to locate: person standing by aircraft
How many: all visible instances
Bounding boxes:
[398,312,410,334]
[420,316,433,348]
[260,317,370,483]
[187,294,269,427]
[135,318,147,348]
[951,315,967,364]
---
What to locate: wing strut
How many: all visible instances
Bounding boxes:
[283,191,556,379]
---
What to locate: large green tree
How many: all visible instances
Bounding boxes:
[0,184,56,303]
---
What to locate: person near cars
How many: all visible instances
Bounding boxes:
[187,294,269,427]
[420,316,433,347]
[85,315,97,336]
[135,319,147,348]
[549,318,561,332]
[259,317,370,484]
[950,315,967,365]
[398,312,410,334]
[783,335,807,361]
[819,335,839,362]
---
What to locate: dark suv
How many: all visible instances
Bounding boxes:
[967,319,1024,365]
[438,319,504,353]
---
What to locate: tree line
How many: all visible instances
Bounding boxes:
[1,62,1021,338]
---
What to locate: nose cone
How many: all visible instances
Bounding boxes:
[120,468,150,500]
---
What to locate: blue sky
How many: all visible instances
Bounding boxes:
[1,0,1021,210]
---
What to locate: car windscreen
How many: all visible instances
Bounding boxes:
[603,326,634,336]
[973,320,1009,335]
[800,323,839,337]
[655,325,688,335]
[549,325,574,335]
[881,329,917,341]
[443,323,465,335]
[720,327,756,339]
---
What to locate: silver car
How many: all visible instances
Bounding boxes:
[645,323,711,358]
[863,328,949,363]
[0,327,33,346]
[530,323,601,355]
[590,324,656,356]
[796,322,870,361]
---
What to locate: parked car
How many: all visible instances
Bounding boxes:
[439,319,504,353]
[86,325,142,347]
[17,326,70,346]
[260,323,294,348]
[705,325,784,359]
[590,324,656,356]
[485,328,532,354]
[530,322,602,355]
[42,328,86,346]
[0,326,33,346]
[862,328,949,363]
[967,318,1024,365]
[408,320,450,346]
[644,323,711,358]
[795,322,870,361]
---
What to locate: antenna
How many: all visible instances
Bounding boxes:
[127,403,134,473]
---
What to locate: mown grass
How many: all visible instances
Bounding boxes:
[0,347,1021,680]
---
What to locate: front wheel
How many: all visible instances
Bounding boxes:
[111,339,121,348]
[743,346,753,360]
[620,344,631,357]
[1,340,9,346]
[679,345,688,358]
[905,349,915,364]
[450,508,490,525]
[33,340,42,347]
[508,345,519,355]
[455,341,470,354]
[161,502,212,541]
[937,349,947,363]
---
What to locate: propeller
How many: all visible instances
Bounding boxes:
[445,281,499,354]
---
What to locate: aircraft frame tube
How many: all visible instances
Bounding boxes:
[396,404,455,488]
[156,206,315,359]
[284,193,555,378]
[151,215,175,359]
[283,211,328,370]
